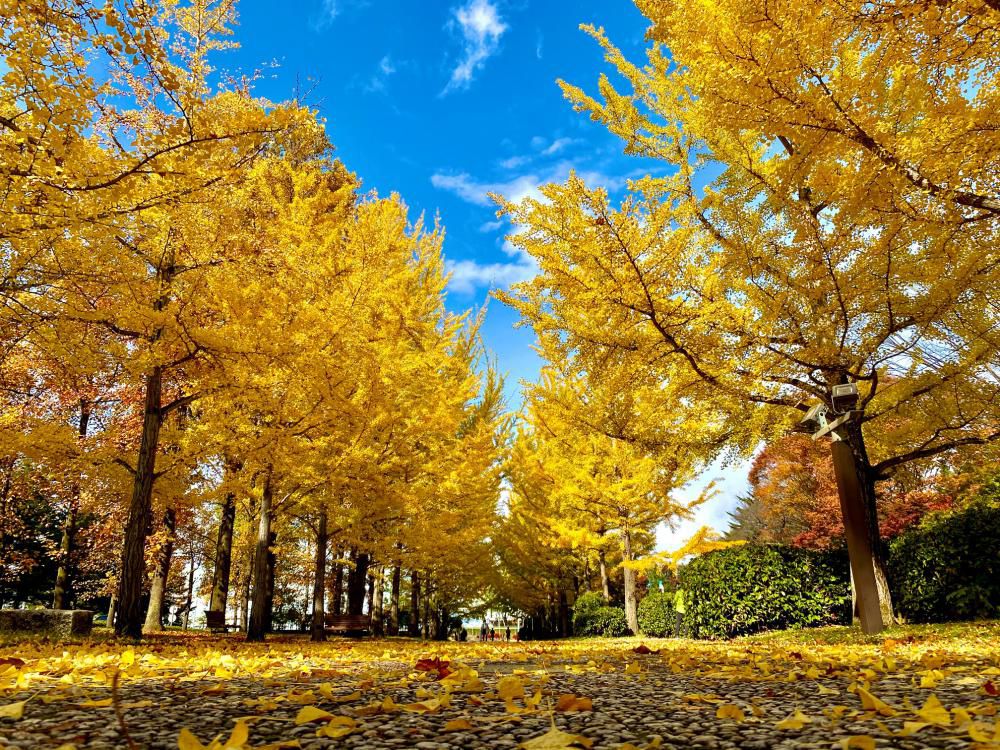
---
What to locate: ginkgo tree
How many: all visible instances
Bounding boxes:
[497,0,1000,624]
[503,365,715,634]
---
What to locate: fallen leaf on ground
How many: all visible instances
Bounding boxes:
[519,727,593,749]
[556,694,593,712]
[775,710,812,730]
[715,704,745,722]
[838,736,876,750]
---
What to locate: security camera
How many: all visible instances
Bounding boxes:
[831,383,859,413]
[798,402,828,434]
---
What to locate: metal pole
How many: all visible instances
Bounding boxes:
[829,436,884,635]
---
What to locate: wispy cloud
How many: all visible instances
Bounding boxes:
[312,0,340,30]
[434,162,634,295]
[365,54,397,93]
[443,0,507,94]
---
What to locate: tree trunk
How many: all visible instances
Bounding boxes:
[558,589,570,637]
[347,551,369,615]
[408,571,421,637]
[366,571,375,616]
[264,530,276,630]
[311,509,328,641]
[115,367,164,638]
[598,549,610,601]
[372,568,385,636]
[209,490,236,613]
[239,542,253,631]
[622,528,638,635]
[422,574,431,639]
[183,540,196,630]
[247,471,273,642]
[844,420,894,625]
[388,565,401,636]
[107,594,116,629]
[331,553,344,616]
[143,506,176,632]
[53,400,90,610]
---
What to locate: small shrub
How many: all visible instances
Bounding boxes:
[571,591,606,635]
[588,606,630,637]
[638,591,675,637]
[889,493,1000,623]
[679,544,850,639]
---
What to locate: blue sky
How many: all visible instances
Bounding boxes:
[227,0,748,542]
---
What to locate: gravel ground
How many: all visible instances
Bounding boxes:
[1,649,995,750]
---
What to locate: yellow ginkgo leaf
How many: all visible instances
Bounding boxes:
[79,698,113,708]
[0,700,26,720]
[498,676,526,701]
[294,706,334,724]
[715,704,745,722]
[896,721,929,736]
[224,720,249,748]
[775,710,812,730]
[555,694,593,712]
[177,728,208,750]
[838,735,876,750]
[518,727,593,749]
[856,687,897,717]
[443,718,475,731]
[916,695,951,726]
[624,662,642,674]
[315,716,357,739]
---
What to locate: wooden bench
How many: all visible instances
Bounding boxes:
[324,613,370,635]
[205,610,237,633]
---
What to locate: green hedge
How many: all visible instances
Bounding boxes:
[679,545,850,639]
[889,494,1000,623]
[638,592,675,637]
[572,592,630,636]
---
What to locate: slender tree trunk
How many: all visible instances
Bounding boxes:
[53,400,90,609]
[372,568,385,636]
[558,589,570,637]
[844,421,894,624]
[311,509,328,641]
[247,471,273,642]
[115,367,164,638]
[239,541,253,631]
[408,571,421,637]
[264,530,276,630]
[366,571,375,615]
[422,573,431,639]
[209,490,236,613]
[622,529,638,635]
[388,565,401,636]
[143,506,176,632]
[347,552,369,615]
[107,595,116,628]
[183,540,196,630]
[331,553,344,616]
[598,549,610,601]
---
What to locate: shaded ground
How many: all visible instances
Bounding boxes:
[1,622,999,749]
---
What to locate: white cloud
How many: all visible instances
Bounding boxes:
[313,0,340,30]
[433,160,636,295]
[499,155,530,170]
[446,256,538,295]
[541,137,576,156]
[365,54,397,93]
[443,0,507,94]
[479,220,503,232]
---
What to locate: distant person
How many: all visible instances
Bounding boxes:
[489,627,496,641]
[674,588,686,637]
[479,622,487,642]
[505,625,511,642]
